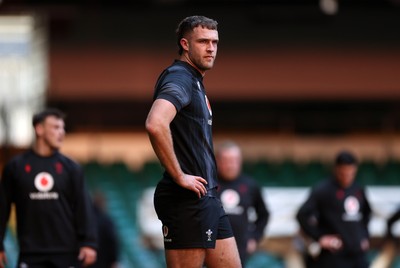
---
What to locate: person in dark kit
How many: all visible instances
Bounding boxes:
[296,150,372,268]
[215,140,270,267]
[145,15,242,267]
[0,108,97,268]
[386,207,400,241]
[88,191,119,268]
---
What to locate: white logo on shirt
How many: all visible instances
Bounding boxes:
[206,229,213,241]
[342,195,362,221]
[220,189,243,215]
[34,172,54,192]
[30,172,59,200]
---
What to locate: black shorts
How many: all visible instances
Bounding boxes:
[154,182,234,249]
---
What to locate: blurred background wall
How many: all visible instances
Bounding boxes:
[1,0,400,162]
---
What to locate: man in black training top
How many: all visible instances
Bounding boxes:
[216,140,269,267]
[145,15,242,267]
[296,150,371,268]
[0,108,97,268]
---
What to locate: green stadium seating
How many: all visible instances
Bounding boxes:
[80,160,400,267]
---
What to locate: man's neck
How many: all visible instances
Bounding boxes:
[179,55,205,77]
[33,142,55,157]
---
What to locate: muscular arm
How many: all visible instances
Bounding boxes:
[145,99,207,197]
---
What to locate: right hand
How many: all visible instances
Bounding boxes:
[0,251,7,268]
[319,235,343,252]
[176,174,208,198]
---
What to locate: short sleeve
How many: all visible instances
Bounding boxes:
[155,69,192,112]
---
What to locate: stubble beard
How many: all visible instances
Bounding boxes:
[198,57,215,72]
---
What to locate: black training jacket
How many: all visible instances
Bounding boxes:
[0,150,97,254]
[296,177,371,255]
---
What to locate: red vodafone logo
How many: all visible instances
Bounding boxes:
[34,172,54,192]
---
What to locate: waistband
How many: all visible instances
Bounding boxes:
[205,187,218,197]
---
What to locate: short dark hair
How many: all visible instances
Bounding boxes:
[32,108,66,127]
[335,150,358,165]
[176,15,218,55]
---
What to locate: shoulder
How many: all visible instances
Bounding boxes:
[56,152,83,171]
[239,174,262,190]
[311,178,333,194]
[351,182,367,194]
[4,150,31,168]
[162,62,194,81]
[167,62,192,73]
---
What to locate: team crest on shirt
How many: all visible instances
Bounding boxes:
[342,195,362,221]
[30,172,59,200]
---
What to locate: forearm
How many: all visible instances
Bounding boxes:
[146,98,185,183]
[147,124,185,183]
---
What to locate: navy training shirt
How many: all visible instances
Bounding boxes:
[153,60,217,190]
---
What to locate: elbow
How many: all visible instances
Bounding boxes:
[145,116,163,137]
[145,118,156,136]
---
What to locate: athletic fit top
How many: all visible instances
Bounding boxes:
[153,60,217,190]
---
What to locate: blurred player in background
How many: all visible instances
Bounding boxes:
[296,150,371,268]
[0,108,97,268]
[216,140,270,267]
[386,206,400,240]
[88,190,119,268]
[145,15,242,267]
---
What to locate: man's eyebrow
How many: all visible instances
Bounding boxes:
[197,37,219,42]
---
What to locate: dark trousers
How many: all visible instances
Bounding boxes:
[18,253,81,268]
[313,250,369,268]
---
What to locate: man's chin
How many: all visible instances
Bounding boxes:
[201,61,215,70]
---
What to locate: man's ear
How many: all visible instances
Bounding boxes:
[180,38,189,52]
[35,124,44,137]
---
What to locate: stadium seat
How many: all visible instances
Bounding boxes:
[381,160,400,185]
[357,161,380,186]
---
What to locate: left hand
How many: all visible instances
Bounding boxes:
[78,246,97,267]
[247,239,258,254]
[319,235,343,252]
[360,239,369,251]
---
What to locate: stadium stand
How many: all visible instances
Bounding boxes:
[4,159,400,267]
